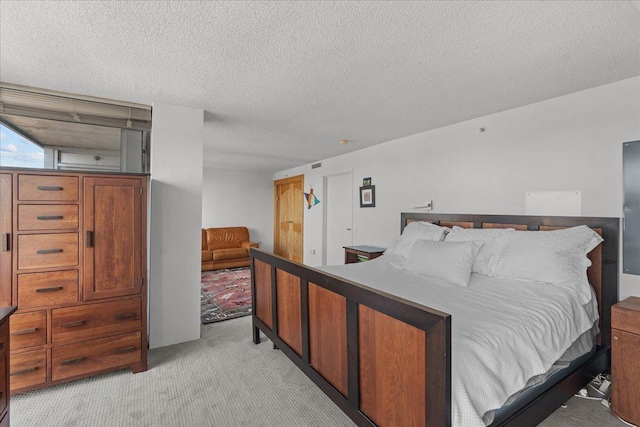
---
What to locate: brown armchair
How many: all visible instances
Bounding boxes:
[201,227,259,271]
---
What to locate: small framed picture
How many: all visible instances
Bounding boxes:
[360,185,375,208]
[363,177,371,186]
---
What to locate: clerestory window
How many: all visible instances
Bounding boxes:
[0,122,44,168]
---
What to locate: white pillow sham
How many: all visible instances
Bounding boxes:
[393,240,482,287]
[444,226,515,276]
[491,225,603,303]
[385,221,449,259]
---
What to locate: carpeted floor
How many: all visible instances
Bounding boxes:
[11,316,627,427]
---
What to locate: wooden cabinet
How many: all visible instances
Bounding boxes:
[611,296,640,426]
[83,177,143,300]
[0,169,148,394]
[0,175,12,308]
[0,307,17,427]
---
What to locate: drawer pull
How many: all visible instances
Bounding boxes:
[0,343,3,350]
[115,346,136,354]
[36,286,63,293]
[61,320,85,328]
[37,248,63,254]
[37,186,63,191]
[60,357,85,366]
[36,215,64,220]
[116,313,136,321]
[0,391,2,399]
[86,231,93,247]
[613,336,619,341]
[11,327,38,336]
[1,233,10,252]
[11,366,38,376]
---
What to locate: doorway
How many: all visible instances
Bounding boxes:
[274,175,304,263]
[323,172,353,266]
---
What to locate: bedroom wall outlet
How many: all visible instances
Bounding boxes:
[310,249,316,254]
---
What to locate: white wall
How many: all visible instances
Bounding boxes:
[275,76,640,300]
[149,103,204,349]
[202,167,274,251]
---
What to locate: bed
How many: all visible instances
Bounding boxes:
[250,213,619,426]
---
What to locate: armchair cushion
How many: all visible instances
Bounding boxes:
[212,248,248,261]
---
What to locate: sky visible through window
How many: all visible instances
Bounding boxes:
[0,123,44,168]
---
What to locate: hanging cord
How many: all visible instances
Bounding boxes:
[572,374,638,427]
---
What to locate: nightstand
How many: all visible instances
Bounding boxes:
[343,245,386,264]
[611,296,640,426]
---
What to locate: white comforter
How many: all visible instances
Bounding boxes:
[321,255,598,427]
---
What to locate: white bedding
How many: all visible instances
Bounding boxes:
[320,254,599,427]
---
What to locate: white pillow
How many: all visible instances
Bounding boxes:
[445,226,515,276]
[393,240,482,287]
[385,221,449,259]
[491,225,603,303]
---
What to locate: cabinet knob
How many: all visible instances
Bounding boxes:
[613,336,619,341]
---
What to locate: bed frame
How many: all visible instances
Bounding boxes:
[250,213,619,427]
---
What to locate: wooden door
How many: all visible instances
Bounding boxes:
[0,174,12,307]
[274,175,304,263]
[83,176,144,300]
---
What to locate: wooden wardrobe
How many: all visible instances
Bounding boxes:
[0,168,147,393]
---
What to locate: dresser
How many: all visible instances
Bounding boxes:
[0,169,147,394]
[0,306,17,427]
[611,296,640,426]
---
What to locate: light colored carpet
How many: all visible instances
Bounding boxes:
[11,316,627,426]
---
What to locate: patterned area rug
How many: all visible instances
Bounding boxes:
[200,267,252,324]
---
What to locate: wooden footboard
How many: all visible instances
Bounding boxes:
[250,248,451,427]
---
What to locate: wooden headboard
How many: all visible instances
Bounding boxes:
[400,213,620,347]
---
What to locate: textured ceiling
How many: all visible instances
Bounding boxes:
[1,1,639,173]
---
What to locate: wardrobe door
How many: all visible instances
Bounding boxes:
[83,177,144,300]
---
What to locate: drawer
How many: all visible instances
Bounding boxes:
[10,349,47,391]
[18,175,79,201]
[18,270,79,308]
[612,297,640,335]
[18,205,79,231]
[52,298,141,344]
[10,311,47,350]
[17,233,78,270]
[52,331,141,381]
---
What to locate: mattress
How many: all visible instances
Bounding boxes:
[321,254,599,427]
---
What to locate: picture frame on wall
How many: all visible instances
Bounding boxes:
[360,185,375,207]
[363,177,371,186]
